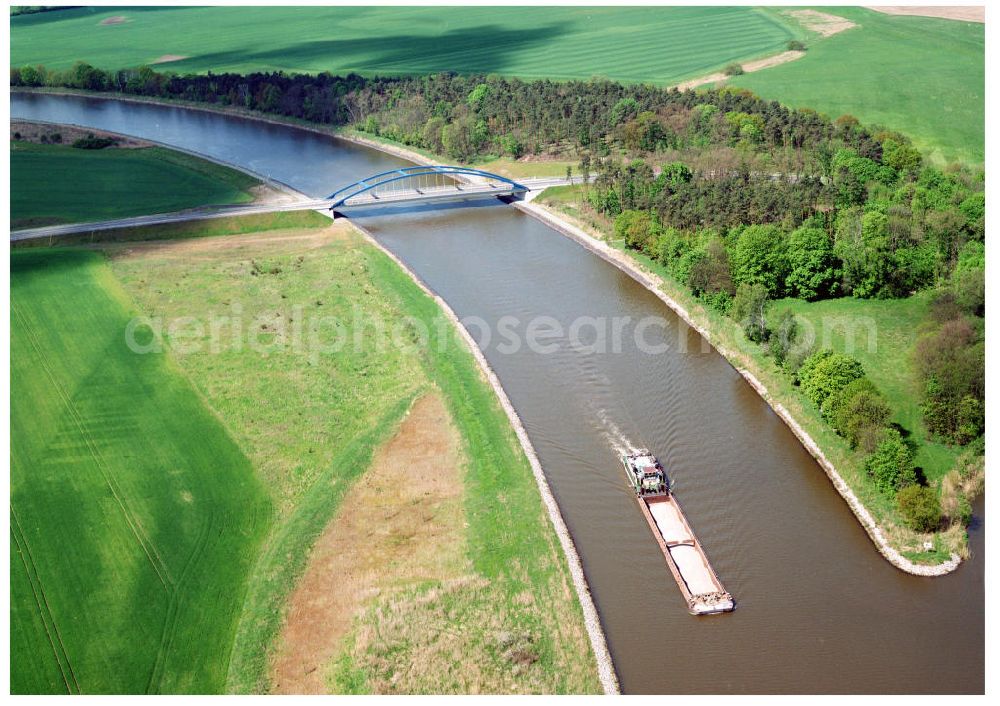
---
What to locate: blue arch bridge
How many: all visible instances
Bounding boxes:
[11,166,589,241]
[325,165,579,214]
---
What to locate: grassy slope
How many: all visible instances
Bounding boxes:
[732,7,984,164]
[10,142,260,228]
[770,294,958,485]
[10,5,796,84]
[537,186,964,561]
[107,220,599,693]
[10,249,271,693]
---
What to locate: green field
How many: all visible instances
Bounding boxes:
[770,293,958,484]
[731,7,984,164]
[109,221,599,693]
[11,7,984,164]
[10,5,799,84]
[10,248,272,693]
[11,142,260,228]
[12,216,599,693]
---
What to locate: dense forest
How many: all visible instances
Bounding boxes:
[12,62,985,538]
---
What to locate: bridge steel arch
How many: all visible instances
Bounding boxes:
[326,165,527,208]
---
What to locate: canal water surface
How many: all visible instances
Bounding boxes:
[12,92,984,694]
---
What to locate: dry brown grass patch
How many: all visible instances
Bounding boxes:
[867,6,984,23]
[787,9,857,37]
[270,392,469,693]
[151,54,189,64]
[99,15,128,25]
[106,224,351,262]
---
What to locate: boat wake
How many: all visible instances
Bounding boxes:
[592,404,641,457]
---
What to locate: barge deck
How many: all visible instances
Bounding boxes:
[622,452,733,615]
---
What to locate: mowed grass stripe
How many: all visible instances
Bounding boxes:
[10,249,272,693]
[364,17,789,82]
[11,5,793,84]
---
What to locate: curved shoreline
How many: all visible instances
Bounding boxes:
[11,88,454,168]
[10,112,303,200]
[512,200,961,577]
[344,216,620,694]
[13,90,961,576]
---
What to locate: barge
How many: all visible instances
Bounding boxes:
[622,451,734,615]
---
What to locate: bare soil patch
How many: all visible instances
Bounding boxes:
[270,392,468,694]
[106,223,351,262]
[676,50,806,91]
[11,120,151,148]
[787,9,857,37]
[867,6,984,23]
[99,15,128,26]
[151,54,190,64]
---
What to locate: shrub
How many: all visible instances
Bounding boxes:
[824,377,891,451]
[787,40,806,51]
[915,318,984,444]
[896,485,942,532]
[766,310,797,366]
[71,134,115,150]
[614,209,656,252]
[730,282,769,343]
[723,63,744,76]
[798,350,865,408]
[686,236,733,296]
[953,266,985,317]
[865,429,917,495]
[700,290,733,315]
[783,339,816,377]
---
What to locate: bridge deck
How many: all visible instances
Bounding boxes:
[335,181,525,209]
[11,176,590,241]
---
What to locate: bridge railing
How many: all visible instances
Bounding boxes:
[327,165,527,208]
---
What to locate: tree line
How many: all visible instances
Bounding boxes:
[11,61,984,533]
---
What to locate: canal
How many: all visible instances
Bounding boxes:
[11,92,984,694]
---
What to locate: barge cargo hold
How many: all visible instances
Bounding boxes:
[622,452,734,615]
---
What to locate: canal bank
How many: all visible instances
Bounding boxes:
[513,199,962,576]
[12,92,983,693]
[344,215,619,693]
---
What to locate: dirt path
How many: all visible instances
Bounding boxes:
[674,9,856,91]
[675,50,806,91]
[867,6,984,22]
[269,392,468,694]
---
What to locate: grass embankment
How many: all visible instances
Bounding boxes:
[10,249,271,693]
[730,7,984,164]
[105,217,600,693]
[771,294,959,484]
[10,5,797,84]
[537,185,967,562]
[10,141,261,228]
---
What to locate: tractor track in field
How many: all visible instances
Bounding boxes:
[146,511,215,693]
[10,505,82,694]
[12,303,176,590]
